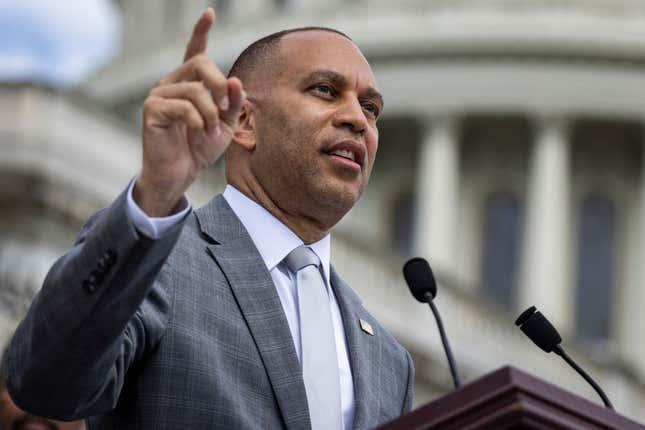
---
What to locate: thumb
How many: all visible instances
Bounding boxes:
[221,77,246,126]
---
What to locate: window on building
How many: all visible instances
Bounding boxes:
[392,191,415,257]
[575,195,616,341]
[481,191,523,309]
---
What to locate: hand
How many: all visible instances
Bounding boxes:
[134,7,245,217]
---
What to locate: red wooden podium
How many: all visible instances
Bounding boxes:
[377,366,645,429]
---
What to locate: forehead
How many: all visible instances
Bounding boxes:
[278,30,377,86]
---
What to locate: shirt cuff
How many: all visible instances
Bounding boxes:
[125,177,191,239]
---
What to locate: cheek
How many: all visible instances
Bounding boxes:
[366,130,379,162]
[259,101,306,143]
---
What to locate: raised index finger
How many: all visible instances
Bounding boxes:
[183,7,215,63]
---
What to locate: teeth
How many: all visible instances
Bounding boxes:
[332,149,355,161]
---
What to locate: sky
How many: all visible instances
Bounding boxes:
[0,0,121,88]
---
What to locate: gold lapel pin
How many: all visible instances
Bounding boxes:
[359,318,375,336]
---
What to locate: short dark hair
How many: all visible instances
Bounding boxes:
[227,27,351,83]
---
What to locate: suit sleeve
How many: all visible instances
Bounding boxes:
[4,187,186,420]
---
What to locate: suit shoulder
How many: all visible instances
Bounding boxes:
[364,308,409,359]
[166,212,207,258]
[333,273,410,360]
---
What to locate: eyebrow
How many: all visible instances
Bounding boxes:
[302,69,385,109]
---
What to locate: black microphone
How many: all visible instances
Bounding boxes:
[515,306,614,409]
[403,258,461,389]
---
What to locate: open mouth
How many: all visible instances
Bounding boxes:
[330,148,356,163]
[324,141,365,171]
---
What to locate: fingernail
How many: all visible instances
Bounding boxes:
[219,96,229,111]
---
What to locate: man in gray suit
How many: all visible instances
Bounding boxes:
[5,7,413,429]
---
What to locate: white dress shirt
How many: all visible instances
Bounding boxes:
[125,179,355,430]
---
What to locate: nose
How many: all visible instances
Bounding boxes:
[332,97,367,135]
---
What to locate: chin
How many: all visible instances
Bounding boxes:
[315,180,362,213]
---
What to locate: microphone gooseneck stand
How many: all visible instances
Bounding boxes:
[515,305,614,410]
[553,345,614,410]
[424,291,461,389]
[403,258,462,390]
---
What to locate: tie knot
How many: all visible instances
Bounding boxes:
[283,245,320,273]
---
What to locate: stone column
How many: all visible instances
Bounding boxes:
[414,116,460,274]
[619,134,645,375]
[519,116,573,331]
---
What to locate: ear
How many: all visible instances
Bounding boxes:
[232,100,256,151]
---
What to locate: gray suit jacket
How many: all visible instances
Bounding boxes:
[6,189,414,429]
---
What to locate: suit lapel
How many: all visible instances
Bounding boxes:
[330,267,382,430]
[195,196,311,430]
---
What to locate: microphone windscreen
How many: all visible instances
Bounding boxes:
[403,258,437,303]
[515,306,562,353]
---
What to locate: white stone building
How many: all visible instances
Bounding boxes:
[2,0,645,422]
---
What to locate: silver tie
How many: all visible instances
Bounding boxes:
[284,245,342,430]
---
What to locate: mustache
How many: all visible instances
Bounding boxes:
[12,415,58,430]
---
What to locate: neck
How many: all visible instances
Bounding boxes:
[228,175,340,245]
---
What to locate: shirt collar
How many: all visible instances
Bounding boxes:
[222,185,331,283]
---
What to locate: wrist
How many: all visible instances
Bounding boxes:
[133,175,187,217]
